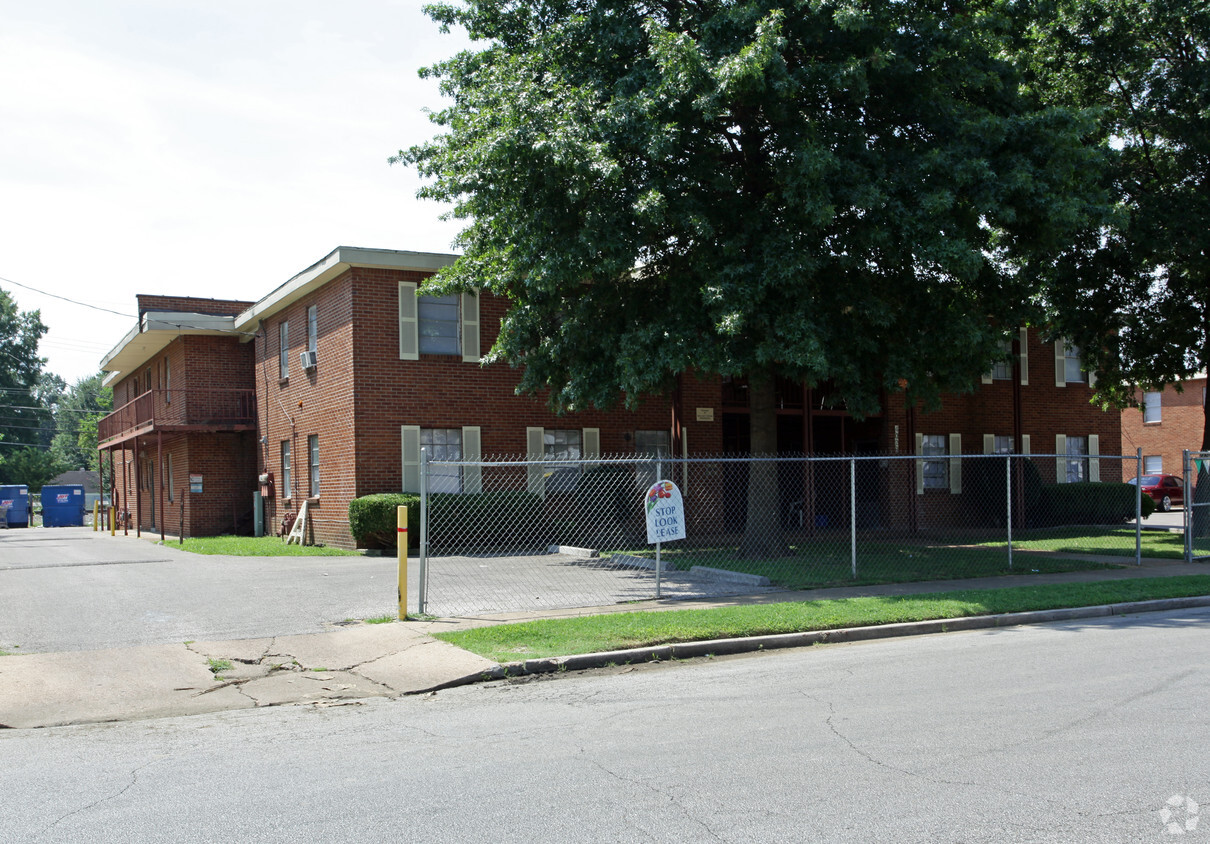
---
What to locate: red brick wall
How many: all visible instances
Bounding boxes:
[136,295,252,316]
[1122,377,1208,477]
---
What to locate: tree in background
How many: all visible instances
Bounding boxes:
[49,373,113,473]
[401,0,1098,555]
[1028,0,1210,451]
[0,288,54,486]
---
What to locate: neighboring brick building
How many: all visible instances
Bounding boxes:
[98,246,1124,548]
[1121,375,1209,479]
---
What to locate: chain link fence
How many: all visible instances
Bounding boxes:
[1185,450,1210,561]
[415,450,1193,617]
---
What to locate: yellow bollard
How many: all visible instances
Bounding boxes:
[110,506,116,536]
[93,501,99,531]
[397,506,408,620]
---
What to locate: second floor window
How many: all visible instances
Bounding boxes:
[1143,391,1161,423]
[307,305,318,355]
[418,294,460,355]
[279,321,289,379]
[1064,343,1086,384]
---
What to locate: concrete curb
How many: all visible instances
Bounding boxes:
[480,595,1210,680]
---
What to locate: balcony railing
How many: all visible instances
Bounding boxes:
[98,389,257,445]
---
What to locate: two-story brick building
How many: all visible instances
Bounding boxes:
[98,246,1121,548]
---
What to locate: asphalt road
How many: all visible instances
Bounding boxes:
[2,606,1207,843]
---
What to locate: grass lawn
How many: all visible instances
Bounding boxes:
[624,540,1122,590]
[173,535,361,556]
[983,527,1186,559]
[435,574,1210,662]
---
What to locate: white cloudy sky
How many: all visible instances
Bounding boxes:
[0,0,471,385]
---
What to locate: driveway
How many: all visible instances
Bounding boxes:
[0,528,403,653]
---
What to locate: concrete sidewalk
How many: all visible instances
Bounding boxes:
[1,557,1206,729]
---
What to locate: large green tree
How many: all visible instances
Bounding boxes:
[401,0,1097,554]
[0,288,50,452]
[1027,0,1210,451]
[49,373,113,473]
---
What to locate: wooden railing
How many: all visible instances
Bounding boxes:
[98,389,256,444]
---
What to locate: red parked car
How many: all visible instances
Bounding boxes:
[1128,474,1185,512]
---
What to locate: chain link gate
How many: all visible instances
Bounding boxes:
[1184,450,1210,561]
[414,450,1154,618]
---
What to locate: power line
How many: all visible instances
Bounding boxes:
[0,276,135,318]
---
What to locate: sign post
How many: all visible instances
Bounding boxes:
[645,478,686,599]
[397,505,408,619]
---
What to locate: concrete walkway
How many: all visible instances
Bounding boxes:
[1,556,1206,729]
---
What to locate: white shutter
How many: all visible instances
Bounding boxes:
[1089,433,1100,482]
[1019,327,1029,385]
[401,425,420,493]
[1055,434,1067,483]
[583,427,600,469]
[398,282,419,361]
[1088,367,1097,389]
[526,427,545,497]
[461,291,480,363]
[949,433,962,495]
[1021,434,1031,455]
[1055,340,1066,388]
[915,433,924,495]
[462,426,482,494]
[983,434,995,455]
[981,371,993,385]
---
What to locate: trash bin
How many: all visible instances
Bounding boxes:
[0,485,31,528]
[41,484,86,527]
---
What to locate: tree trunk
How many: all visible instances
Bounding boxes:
[741,370,789,558]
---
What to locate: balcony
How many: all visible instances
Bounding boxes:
[98,389,257,447]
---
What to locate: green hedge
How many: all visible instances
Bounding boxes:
[348,494,420,549]
[349,491,545,550]
[1039,482,1153,526]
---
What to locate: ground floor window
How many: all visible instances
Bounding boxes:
[993,436,1013,455]
[1065,436,1089,483]
[308,435,319,497]
[422,428,463,493]
[544,429,582,492]
[921,434,948,489]
[281,440,291,499]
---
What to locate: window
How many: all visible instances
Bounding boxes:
[166,453,174,502]
[308,435,319,497]
[635,429,671,488]
[994,436,1014,454]
[421,428,463,493]
[279,321,289,379]
[281,441,291,499]
[418,294,460,355]
[991,339,1013,380]
[1144,455,1163,474]
[399,283,480,362]
[921,435,948,489]
[1143,391,1161,423]
[1066,436,1089,483]
[307,305,318,355]
[1064,343,1086,383]
[544,429,583,492]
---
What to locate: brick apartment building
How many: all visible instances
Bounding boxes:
[98,246,1122,548]
[1121,374,1209,478]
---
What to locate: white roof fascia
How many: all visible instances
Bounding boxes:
[99,311,239,385]
[234,246,458,335]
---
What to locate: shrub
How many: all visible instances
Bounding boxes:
[966,456,1045,528]
[348,494,420,549]
[1039,482,1150,526]
[428,491,544,551]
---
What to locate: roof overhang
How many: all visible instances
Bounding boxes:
[100,311,239,387]
[233,246,458,335]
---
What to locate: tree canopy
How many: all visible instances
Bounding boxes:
[401,0,1098,431]
[1027,0,1210,449]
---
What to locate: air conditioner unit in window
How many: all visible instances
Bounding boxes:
[299,350,317,369]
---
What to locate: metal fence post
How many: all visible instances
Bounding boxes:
[655,452,662,600]
[419,446,429,615]
[1136,447,1143,566]
[1184,449,1191,562]
[1006,453,1013,571]
[850,457,857,579]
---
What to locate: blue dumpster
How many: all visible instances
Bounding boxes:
[0,485,31,528]
[41,484,85,527]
